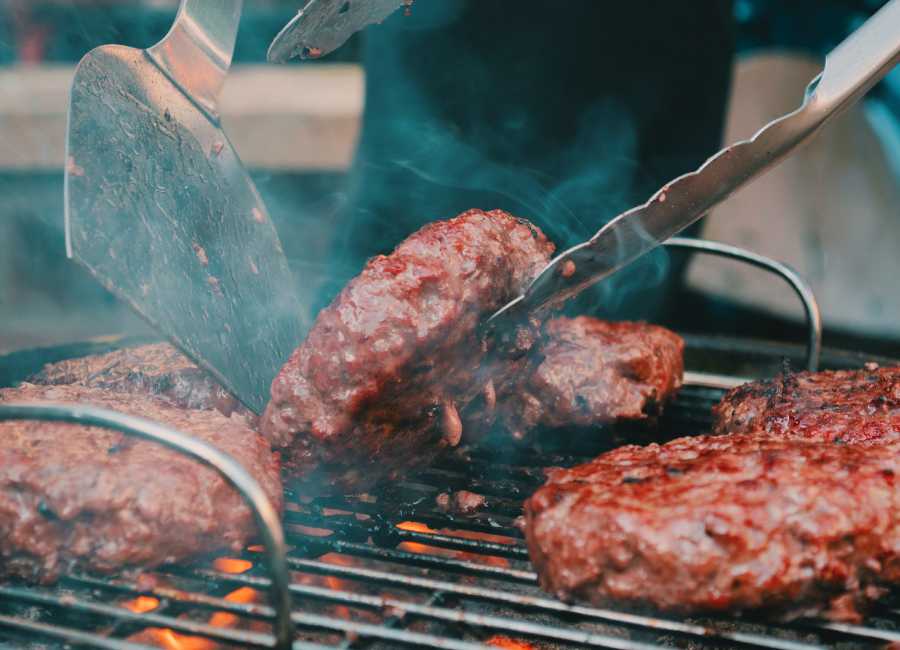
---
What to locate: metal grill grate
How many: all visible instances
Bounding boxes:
[3,385,900,649]
[0,238,885,649]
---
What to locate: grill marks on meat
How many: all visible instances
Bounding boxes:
[476,318,683,441]
[524,433,900,622]
[713,365,900,444]
[261,209,555,493]
[0,384,282,584]
[31,343,243,417]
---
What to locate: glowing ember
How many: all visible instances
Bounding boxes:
[291,523,333,537]
[208,587,256,628]
[144,586,258,650]
[212,557,252,574]
[397,521,516,545]
[318,552,354,618]
[395,521,434,554]
[153,628,213,650]
[395,521,513,567]
[122,595,160,614]
[486,635,535,650]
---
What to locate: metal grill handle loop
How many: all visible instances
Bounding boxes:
[0,403,294,649]
[665,237,822,372]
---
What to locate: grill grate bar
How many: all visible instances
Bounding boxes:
[401,471,538,501]
[310,501,524,539]
[286,510,528,559]
[0,586,275,648]
[0,613,156,650]
[288,610,489,650]
[393,529,527,559]
[351,591,447,650]
[302,494,525,537]
[805,620,900,643]
[208,558,825,650]
[68,573,275,620]
[186,570,674,649]
[290,537,538,583]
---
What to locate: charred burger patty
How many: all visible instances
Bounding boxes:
[0,383,282,583]
[524,432,900,621]
[479,317,684,442]
[31,343,244,417]
[713,364,900,444]
[261,209,555,492]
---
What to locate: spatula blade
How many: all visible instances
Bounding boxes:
[65,45,303,414]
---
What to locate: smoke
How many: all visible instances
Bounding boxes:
[382,105,671,317]
[312,0,708,322]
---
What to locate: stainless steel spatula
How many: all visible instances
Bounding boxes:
[65,0,302,414]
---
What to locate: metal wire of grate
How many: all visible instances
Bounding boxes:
[2,386,900,649]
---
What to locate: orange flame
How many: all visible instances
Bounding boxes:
[132,556,257,650]
[318,552,354,619]
[485,635,535,650]
[396,521,434,554]
[150,586,257,650]
[153,628,212,650]
[212,557,252,574]
[122,596,160,614]
[395,521,512,567]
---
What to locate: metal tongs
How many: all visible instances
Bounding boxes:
[489,0,900,329]
[267,0,408,62]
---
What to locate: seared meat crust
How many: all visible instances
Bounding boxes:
[261,209,554,492]
[713,365,900,444]
[31,343,242,417]
[0,384,282,583]
[524,432,900,622]
[485,318,683,440]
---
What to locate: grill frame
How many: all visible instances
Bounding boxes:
[0,240,897,649]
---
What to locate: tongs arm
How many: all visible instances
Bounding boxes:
[812,0,900,121]
[489,0,900,327]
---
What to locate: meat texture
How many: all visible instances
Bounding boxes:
[0,384,282,583]
[480,317,683,441]
[31,343,243,417]
[524,432,900,621]
[261,209,555,493]
[713,364,900,444]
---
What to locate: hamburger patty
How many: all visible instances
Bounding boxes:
[712,364,900,444]
[477,317,683,441]
[31,343,243,417]
[524,432,900,622]
[0,384,282,583]
[261,209,555,493]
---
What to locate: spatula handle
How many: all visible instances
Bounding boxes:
[147,0,243,120]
